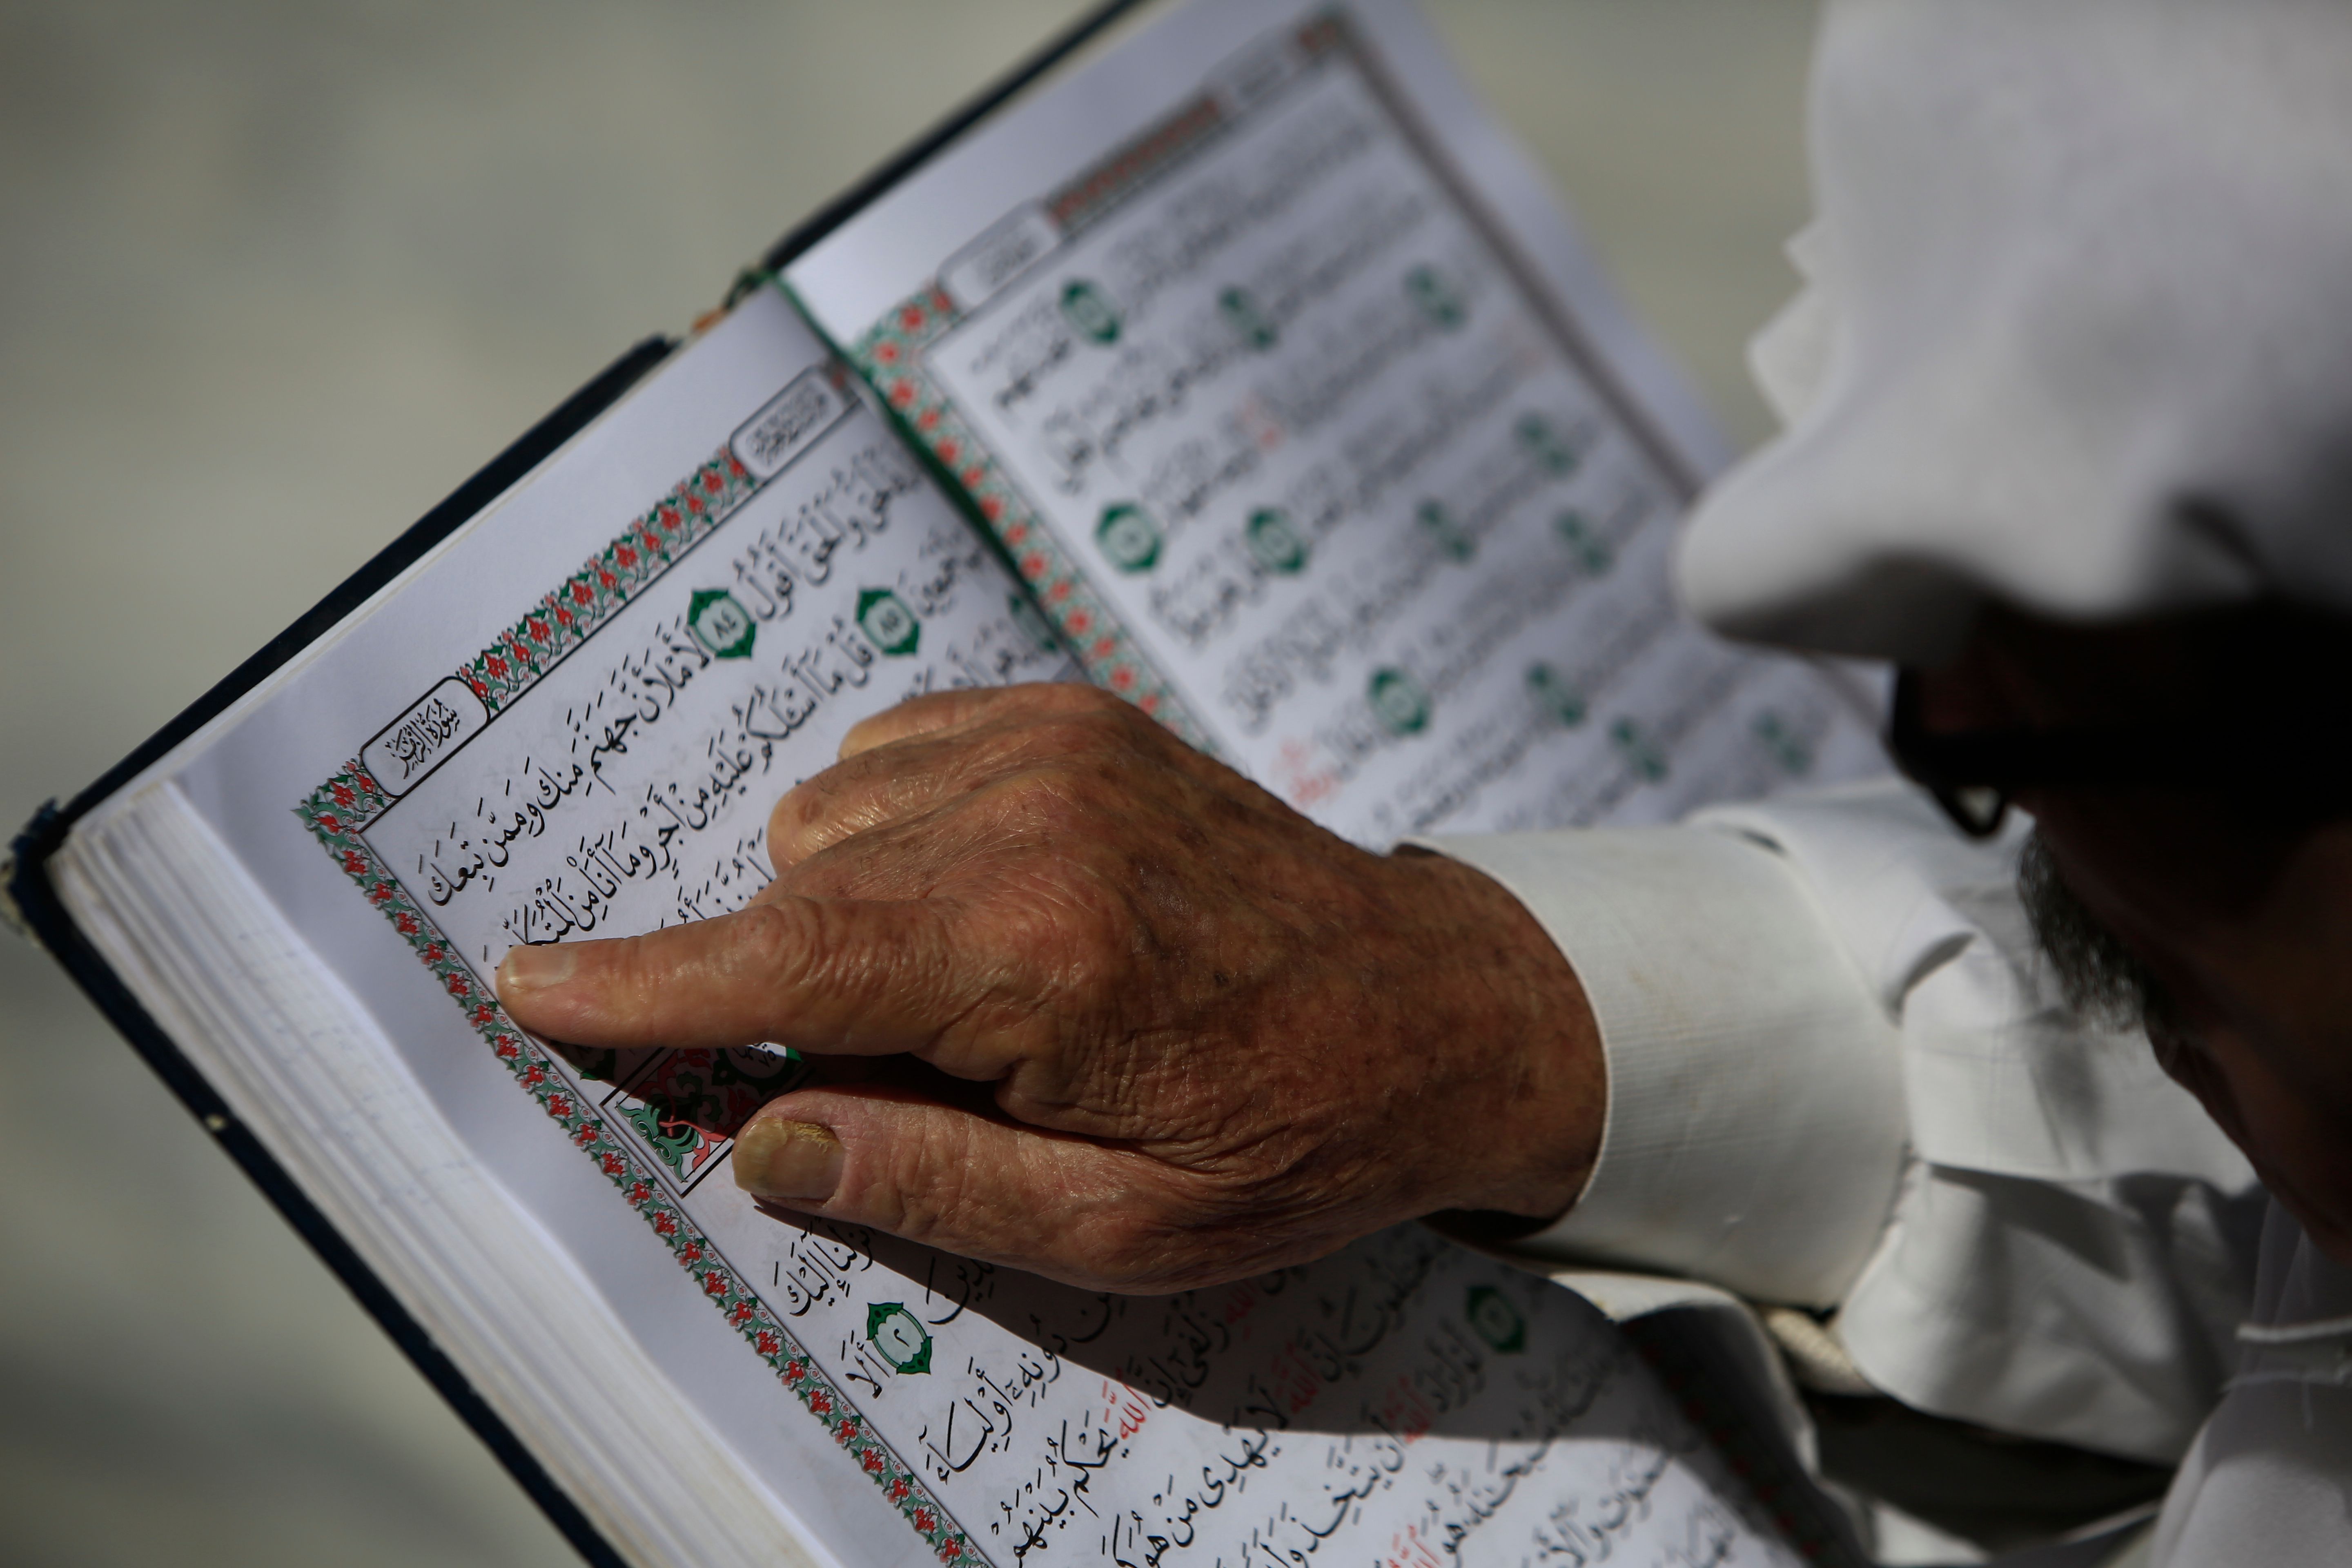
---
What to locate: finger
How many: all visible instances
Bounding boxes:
[769,682,1120,868]
[731,1086,1263,1292]
[493,897,1038,1071]
[837,680,1084,760]
[766,724,1019,870]
[771,783,1033,903]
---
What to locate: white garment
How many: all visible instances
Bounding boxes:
[2153,1203,2352,1562]
[1427,1,2352,1556]
[1675,0,2352,662]
[1434,787,2263,1466]
[1432,789,2352,1561]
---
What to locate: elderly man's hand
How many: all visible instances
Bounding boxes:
[495,684,1601,1293]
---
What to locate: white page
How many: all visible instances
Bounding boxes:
[788,0,1882,849]
[122,279,1817,1567]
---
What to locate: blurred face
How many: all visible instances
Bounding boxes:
[1916,608,2352,1261]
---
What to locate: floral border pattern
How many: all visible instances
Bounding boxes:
[294,438,980,1565]
[849,289,1212,751]
[460,447,762,714]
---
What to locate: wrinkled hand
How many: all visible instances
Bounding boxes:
[496,684,1601,1292]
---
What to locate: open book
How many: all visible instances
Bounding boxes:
[8,2,1885,1564]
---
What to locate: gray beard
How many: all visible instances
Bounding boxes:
[2017,829,2173,1031]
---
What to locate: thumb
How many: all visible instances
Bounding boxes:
[730,1086,1208,1292]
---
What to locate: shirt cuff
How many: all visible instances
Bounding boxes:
[1419,826,1908,1307]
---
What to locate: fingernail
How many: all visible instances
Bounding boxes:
[497,943,579,995]
[732,1118,844,1202]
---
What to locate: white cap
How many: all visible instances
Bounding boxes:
[1677,0,2352,664]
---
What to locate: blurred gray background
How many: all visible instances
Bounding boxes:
[0,2,1818,1562]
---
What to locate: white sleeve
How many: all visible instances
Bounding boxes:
[1420,777,2265,1465]
[1427,819,1908,1311]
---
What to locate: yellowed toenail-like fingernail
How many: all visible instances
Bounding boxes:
[732,1118,843,1201]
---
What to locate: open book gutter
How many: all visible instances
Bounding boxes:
[10,2,1882,1565]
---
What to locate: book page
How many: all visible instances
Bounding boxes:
[134,281,1828,1566]
[786,0,1884,848]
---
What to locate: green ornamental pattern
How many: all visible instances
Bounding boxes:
[849,285,1211,750]
[293,439,979,1566]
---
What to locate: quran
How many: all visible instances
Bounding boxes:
[7,2,1884,1564]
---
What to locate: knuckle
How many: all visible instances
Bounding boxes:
[865,1120,986,1243]
[724,900,810,980]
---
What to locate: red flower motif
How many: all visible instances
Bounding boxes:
[1067,611,1090,634]
[528,618,549,643]
[395,912,418,935]
[902,305,925,331]
[1091,636,1114,658]
[547,1094,573,1119]
[342,851,365,874]
[875,342,899,365]
[680,1241,703,1264]
[808,1390,832,1415]
[835,1419,859,1446]
[423,944,443,963]
[861,1450,884,1473]
[555,606,573,627]
[601,1154,624,1176]
[684,494,704,516]
[467,677,488,700]
[702,1272,729,1298]
[731,1300,754,1325]
[1020,553,1046,578]
[701,470,722,494]
[890,1478,911,1502]
[487,655,508,679]
[445,975,470,999]
[572,581,593,604]
[937,440,958,463]
[1111,666,1136,691]
[653,1212,678,1236]
[913,1508,935,1534]
[918,408,940,431]
[573,1124,598,1147]
[726,454,746,478]
[315,812,341,833]
[352,770,380,795]
[660,506,681,530]
[369,884,394,905]
[960,466,984,488]
[890,382,915,408]
[755,1330,781,1356]
[1140,693,1160,715]
[615,545,636,569]
[1048,581,1072,603]
[628,1180,651,1205]
[472,1002,497,1025]
[523,1065,546,1087]
[494,1039,520,1060]
[597,568,617,590]
[640,528,662,553]
[981,497,1003,521]
[784,1360,808,1383]
[937,1542,961,1564]
[332,783,355,807]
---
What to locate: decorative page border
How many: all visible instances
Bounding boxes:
[838,5,1709,775]
[294,431,980,1564]
[851,291,1209,748]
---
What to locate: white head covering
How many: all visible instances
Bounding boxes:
[1677,0,2352,664]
